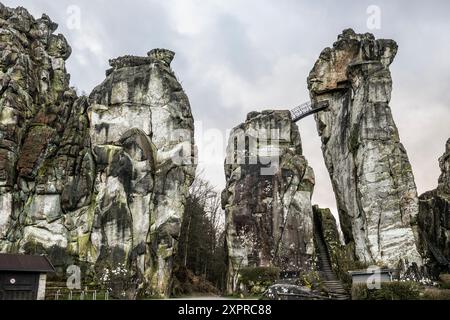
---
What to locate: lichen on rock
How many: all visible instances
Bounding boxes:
[88,49,196,297]
[0,4,196,298]
[313,205,357,284]
[308,29,422,269]
[418,138,450,275]
[222,110,316,293]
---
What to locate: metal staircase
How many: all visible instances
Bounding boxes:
[290,100,329,122]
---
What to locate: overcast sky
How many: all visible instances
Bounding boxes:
[4,0,450,219]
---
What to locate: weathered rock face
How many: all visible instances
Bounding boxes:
[0,5,196,298]
[313,206,355,282]
[88,50,196,296]
[222,110,315,293]
[418,138,450,273]
[308,29,422,268]
[0,4,78,255]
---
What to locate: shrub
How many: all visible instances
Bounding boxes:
[439,274,450,289]
[98,263,137,299]
[172,266,220,297]
[299,271,322,290]
[351,281,421,300]
[238,267,280,295]
[239,267,280,285]
[422,288,450,300]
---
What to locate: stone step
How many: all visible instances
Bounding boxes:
[329,292,348,296]
[327,288,346,292]
[329,294,350,300]
[325,286,345,289]
[328,292,349,296]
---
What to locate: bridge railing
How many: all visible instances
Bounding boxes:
[290,100,329,122]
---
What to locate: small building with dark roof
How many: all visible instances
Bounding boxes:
[0,253,55,300]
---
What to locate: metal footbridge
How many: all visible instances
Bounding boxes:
[290,100,329,122]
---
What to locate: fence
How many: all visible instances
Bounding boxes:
[46,285,110,300]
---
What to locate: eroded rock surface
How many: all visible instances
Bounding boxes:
[0,5,195,298]
[419,138,450,274]
[0,5,78,258]
[313,206,355,282]
[308,29,422,268]
[222,110,315,293]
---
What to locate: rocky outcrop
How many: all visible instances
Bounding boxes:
[87,49,196,297]
[0,4,196,298]
[222,110,316,293]
[0,4,78,256]
[418,138,450,274]
[313,206,355,282]
[308,29,422,268]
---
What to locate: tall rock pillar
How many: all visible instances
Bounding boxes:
[308,29,421,268]
[222,110,315,293]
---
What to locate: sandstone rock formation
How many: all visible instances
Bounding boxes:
[0,4,196,298]
[313,206,355,282]
[222,110,315,293]
[88,49,196,297]
[418,138,450,274]
[0,5,77,255]
[308,29,422,268]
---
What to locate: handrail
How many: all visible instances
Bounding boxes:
[290,100,329,122]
